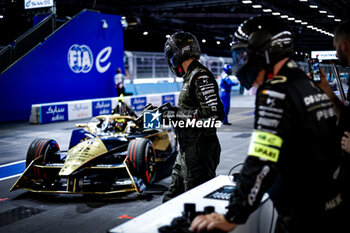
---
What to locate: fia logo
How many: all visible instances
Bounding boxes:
[67,44,93,73]
[143,110,161,129]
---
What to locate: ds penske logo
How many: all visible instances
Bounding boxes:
[68,44,93,73]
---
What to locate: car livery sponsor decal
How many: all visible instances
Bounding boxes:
[59,138,108,176]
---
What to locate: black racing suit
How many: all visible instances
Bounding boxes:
[163,60,225,202]
[225,60,345,233]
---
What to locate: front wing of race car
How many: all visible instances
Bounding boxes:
[10,157,147,195]
[10,138,148,195]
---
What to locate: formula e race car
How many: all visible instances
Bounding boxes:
[11,101,177,195]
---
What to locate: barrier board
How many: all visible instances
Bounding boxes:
[30,92,180,124]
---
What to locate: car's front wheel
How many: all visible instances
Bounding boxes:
[127,138,156,186]
[26,138,60,180]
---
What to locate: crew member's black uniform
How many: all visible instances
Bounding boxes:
[163,60,225,202]
[225,60,344,233]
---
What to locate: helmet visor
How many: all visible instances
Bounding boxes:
[231,42,248,74]
[165,45,176,67]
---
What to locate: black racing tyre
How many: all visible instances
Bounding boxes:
[26,138,60,167]
[127,138,156,186]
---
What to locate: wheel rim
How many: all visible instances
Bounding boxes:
[145,142,156,183]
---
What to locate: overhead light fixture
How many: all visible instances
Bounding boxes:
[301,21,308,25]
[327,15,335,18]
[242,0,252,4]
[319,10,327,14]
[252,4,262,8]
[263,9,272,12]
[287,17,295,21]
[202,39,206,43]
[101,19,108,30]
[280,15,288,18]
[309,5,318,8]
[295,19,302,23]
[166,34,170,38]
[216,41,221,45]
[334,19,341,22]
[272,12,281,16]
[143,31,148,35]
[299,0,308,2]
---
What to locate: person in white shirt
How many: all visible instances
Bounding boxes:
[114,68,125,96]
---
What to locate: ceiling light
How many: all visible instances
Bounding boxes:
[280,15,288,18]
[334,19,341,22]
[299,0,308,2]
[202,39,206,43]
[301,21,308,25]
[166,34,170,38]
[242,0,252,4]
[143,31,148,35]
[295,19,302,23]
[309,5,318,8]
[287,17,295,21]
[327,15,335,18]
[319,10,327,14]
[263,9,272,12]
[216,41,221,45]
[252,5,262,8]
[307,25,313,29]
[272,12,281,16]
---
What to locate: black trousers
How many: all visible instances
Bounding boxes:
[162,135,221,202]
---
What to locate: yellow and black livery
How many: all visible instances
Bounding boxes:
[11,101,177,195]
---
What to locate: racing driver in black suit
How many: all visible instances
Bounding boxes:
[162,32,225,202]
[191,15,347,233]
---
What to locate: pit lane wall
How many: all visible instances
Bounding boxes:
[0,10,124,123]
[29,92,179,124]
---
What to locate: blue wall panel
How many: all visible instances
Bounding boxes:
[0,10,124,122]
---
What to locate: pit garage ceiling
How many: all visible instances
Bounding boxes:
[4,0,350,56]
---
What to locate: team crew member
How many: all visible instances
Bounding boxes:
[191,15,345,233]
[162,32,225,202]
[317,19,350,213]
[219,64,238,125]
